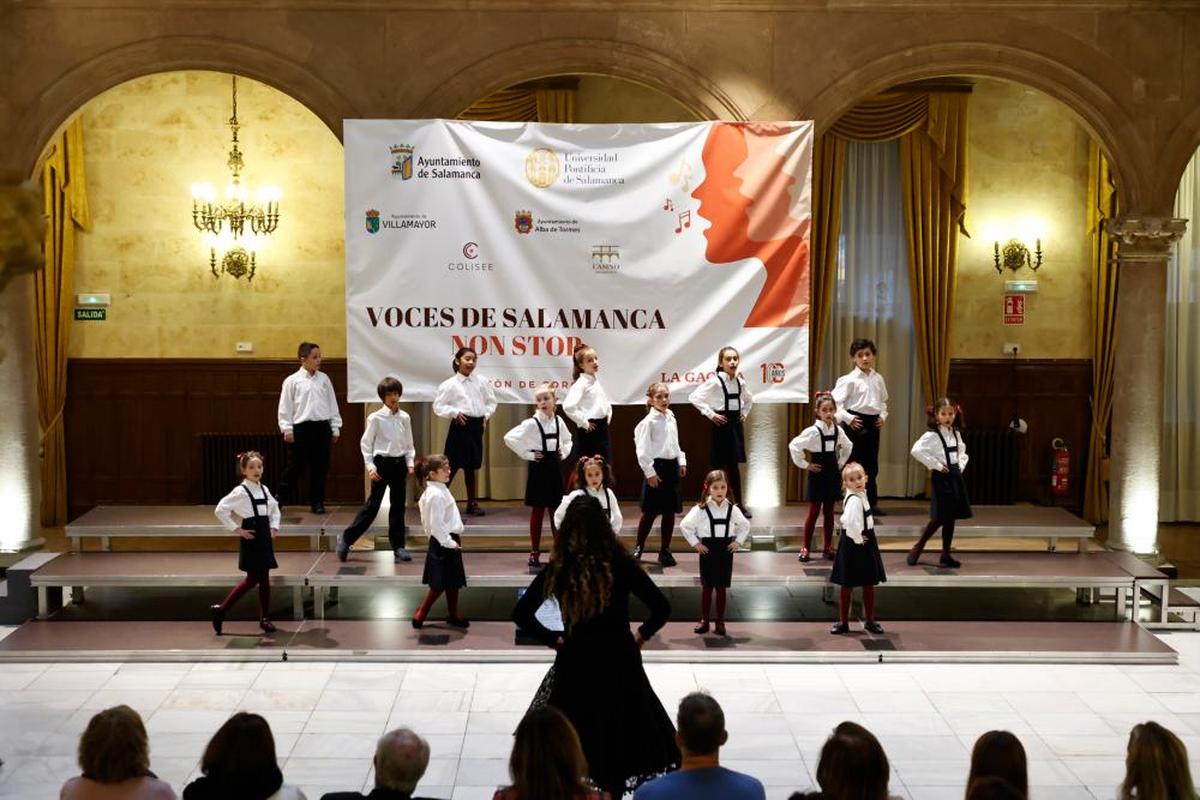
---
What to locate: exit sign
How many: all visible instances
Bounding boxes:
[74,308,106,321]
[1003,294,1025,325]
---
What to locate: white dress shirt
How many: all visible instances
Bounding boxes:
[840,491,874,545]
[832,367,889,423]
[554,487,622,535]
[360,406,416,469]
[562,373,612,428]
[278,368,342,435]
[910,426,970,471]
[503,412,574,460]
[634,408,687,479]
[789,421,853,470]
[433,373,498,420]
[214,480,281,531]
[680,499,751,546]
[418,481,462,547]
[688,372,754,420]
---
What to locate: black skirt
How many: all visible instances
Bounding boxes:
[830,532,886,587]
[698,537,735,588]
[710,416,746,465]
[931,467,974,522]
[805,450,842,502]
[574,418,611,464]
[444,416,485,471]
[422,533,467,590]
[237,522,278,573]
[524,453,565,508]
[640,458,682,514]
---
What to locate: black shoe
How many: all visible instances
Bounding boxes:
[906,547,921,567]
[336,535,349,562]
[939,553,962,569]
[830,622,850,635]
[394,548,412,563]
[259,618,276,633]
[312,505,327,515]
[798,549,811,563]
[872,507,888,517]
[528,551,541,567]
[632,545,644,560]
[693,621,710,634]
[210,605,224,636]
[714,622,727,636]
[466,504,486,517]
[739,504,753,519]
[411,616,424,629]
[658,550,677,567]
[447,617,470,629]
[864,620,884,635]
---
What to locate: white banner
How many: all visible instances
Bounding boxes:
[344,120,812,404]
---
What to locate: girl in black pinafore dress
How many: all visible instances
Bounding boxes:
[211,451,281,636]
[830,462,887,636]
[789,392,853,562]
[504,383,574,567]
[908,397,973,568]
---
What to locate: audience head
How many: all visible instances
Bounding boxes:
[200,712,280,780]
[77,705,152,783]
[676,692,727,757]
[374,727,430,794]
[1121,721,1195,800]
[815,721,890,800]
[968,731,1027,798]
[507,706,591,800]
[545,494,621,628]
[965,775,1025,800]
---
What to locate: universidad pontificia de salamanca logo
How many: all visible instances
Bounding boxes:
[391,144,481,181]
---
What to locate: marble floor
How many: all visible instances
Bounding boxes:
[3,627,1200,800]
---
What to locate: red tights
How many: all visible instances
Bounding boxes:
[838,585,876,624]
[414,587,461,622]
[529,507,557,552]
[220,570,271,619]
[699,586,728,623]
[803,501,836,553]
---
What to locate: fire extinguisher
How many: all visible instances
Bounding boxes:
[1050,437,1070,497]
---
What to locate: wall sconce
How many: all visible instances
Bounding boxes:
[994,238,1043,274]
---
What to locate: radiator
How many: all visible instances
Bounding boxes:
[200,433,288,504]
[962,428,1020,505]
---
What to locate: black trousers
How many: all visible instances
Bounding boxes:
[843,412,881,507]
[343,455,408,550]
[279,420,332,510]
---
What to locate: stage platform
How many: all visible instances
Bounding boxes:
[0,619,1174,664]
[66,502,1096,552]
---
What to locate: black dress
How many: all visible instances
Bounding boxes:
[830,494,886,588]
[930,429,974,523]
[238,485,278,573]
[513,556,680,797]
[697,504,736,589]
[709,374,746,465]
[805,425,843,503]
[524,415,566,508]
[422,533,467,591]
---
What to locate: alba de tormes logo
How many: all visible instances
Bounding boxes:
[514,210,534,235]
[366,209,381,234]
[391,144,414,180]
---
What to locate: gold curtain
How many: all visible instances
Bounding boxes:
[1083,143,1119,523]
[34,118,91,526]
[441,82,578,500]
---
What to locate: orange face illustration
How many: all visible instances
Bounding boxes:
[692,123,812,328]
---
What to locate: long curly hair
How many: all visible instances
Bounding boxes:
[542,494,629,630]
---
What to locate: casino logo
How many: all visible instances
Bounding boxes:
[591,245,620,274]
[525,147,560,188]
[390,144,414,180]
[463,242,479,259]
[365,209,381,234]
[514,210,534,235]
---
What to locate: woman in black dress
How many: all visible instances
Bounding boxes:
[513,495,680,798]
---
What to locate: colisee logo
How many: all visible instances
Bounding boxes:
[390,144,414,180]
[365,209,381,234]
[463,242,479,259]
[525,148,560,188]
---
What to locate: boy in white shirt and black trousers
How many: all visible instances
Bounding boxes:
[832,338,889,514]
[433,347,497,517]
[338,376,416,563]
[277,341,342,514]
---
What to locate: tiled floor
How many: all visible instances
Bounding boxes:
[3,629,1200,799]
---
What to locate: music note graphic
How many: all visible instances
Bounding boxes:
[669,160,694,191]
[662,199,674,212]
[674,210,691,234]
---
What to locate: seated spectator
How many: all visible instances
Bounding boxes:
[633,692,765,800]
[182,712,305,800]
[1120,721,1196,800]
[790,721,893,800]
[60,705,176,800]
[965,776,1024,800]
[967,731,1026,798]
[494,706,609,800]
[321,728,433,800]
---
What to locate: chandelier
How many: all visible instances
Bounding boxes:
[191,76,281,281]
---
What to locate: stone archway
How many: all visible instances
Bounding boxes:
[12,35,355,175]
[408,38,749,124]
